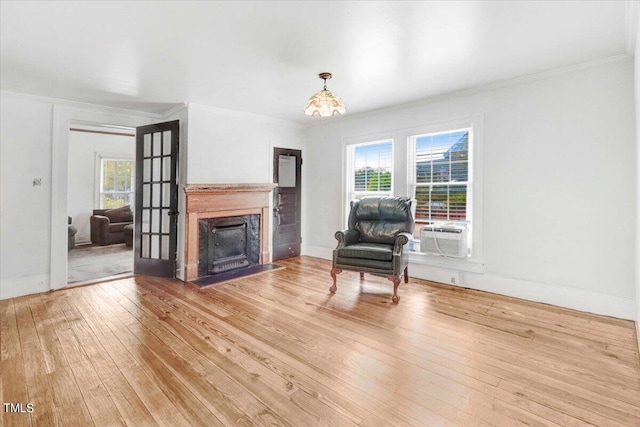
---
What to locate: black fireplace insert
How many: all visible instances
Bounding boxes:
[198,214,260,277]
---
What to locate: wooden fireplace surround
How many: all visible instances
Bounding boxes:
[183,183,277,281]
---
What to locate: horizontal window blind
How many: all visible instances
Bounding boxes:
[347,140,393,204]
[410,130,470,221]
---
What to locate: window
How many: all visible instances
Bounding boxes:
[99,158,134,209]
[409,129,470,221]
[408,128,472,249]
[346,140,393,203]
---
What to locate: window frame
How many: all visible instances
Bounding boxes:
[409,126,472,225]
[95,154,135,209]
[344,138,394,220]
[405,117,483,272]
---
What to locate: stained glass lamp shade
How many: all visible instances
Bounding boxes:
[303,72,346,117]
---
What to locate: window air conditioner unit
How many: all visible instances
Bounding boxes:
[420,224,469,258]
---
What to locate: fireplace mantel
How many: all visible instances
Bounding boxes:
[184,183,276,281]
[184,183,278,194]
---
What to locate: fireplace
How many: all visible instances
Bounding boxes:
[183,183,277,282]
[198,214,260,277]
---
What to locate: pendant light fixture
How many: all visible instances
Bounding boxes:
[303,72,346,117]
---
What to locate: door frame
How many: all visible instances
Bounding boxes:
[50,105,157,291]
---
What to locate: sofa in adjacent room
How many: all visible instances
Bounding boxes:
[90,205,134,246]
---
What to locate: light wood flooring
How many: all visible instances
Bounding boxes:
[1,256,639,426]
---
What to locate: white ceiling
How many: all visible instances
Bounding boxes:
[0,1,634,126]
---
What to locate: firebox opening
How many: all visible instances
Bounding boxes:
[211,223,248,273]
[198,214,260,278]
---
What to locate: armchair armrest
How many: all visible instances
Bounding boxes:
[90,215,110,245]
[393,232,413,255]
[334,229,360,249]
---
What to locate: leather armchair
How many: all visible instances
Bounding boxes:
[330,196,415,303]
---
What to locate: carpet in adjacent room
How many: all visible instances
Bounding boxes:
[67,243,133,284]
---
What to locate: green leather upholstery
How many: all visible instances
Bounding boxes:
[330,196,415,303]
[337,243,393,261]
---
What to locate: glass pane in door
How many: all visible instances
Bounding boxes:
[278,155,296,187]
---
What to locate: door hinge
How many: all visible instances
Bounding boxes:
[300,158,303,165]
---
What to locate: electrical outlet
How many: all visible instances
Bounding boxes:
[450,272,460,285]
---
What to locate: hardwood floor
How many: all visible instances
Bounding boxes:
[2,256,639,426]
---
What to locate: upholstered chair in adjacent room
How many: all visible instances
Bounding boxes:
[90,205,134,246]
[330,196,414,303]
[68,216,77,250]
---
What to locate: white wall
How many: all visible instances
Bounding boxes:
[0,95,304,298]
[186,103,307,183]
[185,103,307,263]
[0,92,157,299]
[2,59,635,323]
[0,95,54,298]
[304,59,636,319]
[67,131,135,243]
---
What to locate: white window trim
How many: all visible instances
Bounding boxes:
[94,152,135,209]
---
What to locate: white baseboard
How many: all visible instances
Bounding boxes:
[302,244,636,320]
[76,233,91,245]
[409,263,635,320]
[301,244,332,260]
[0,274,50,300]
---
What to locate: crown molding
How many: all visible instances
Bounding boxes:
[308,54,632,129]
[0,90,163,119]
[161,102,188,118]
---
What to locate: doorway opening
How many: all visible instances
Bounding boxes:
[66,124,136,285]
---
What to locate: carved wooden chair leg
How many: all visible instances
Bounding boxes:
[387,275,401,303]
[404,266,409,283]
[359,272,365,280]
[329,268,342,293]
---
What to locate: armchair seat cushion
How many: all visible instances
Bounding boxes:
[108,222,130,234]
[336,257,392,270]
[337,243,393,261]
